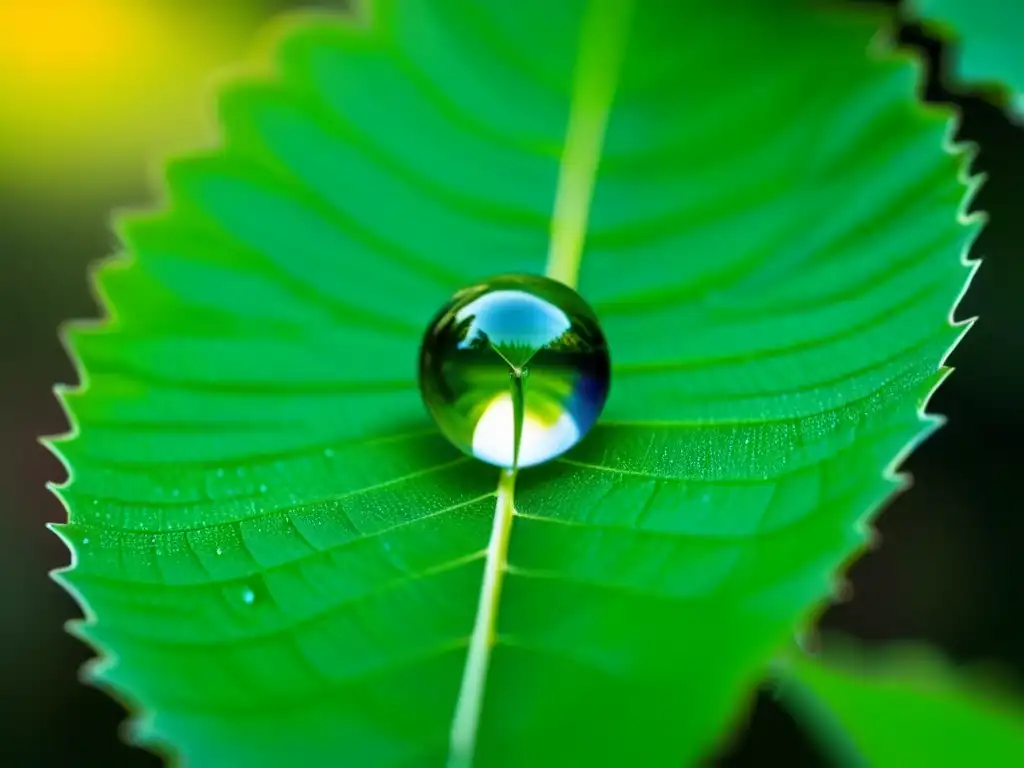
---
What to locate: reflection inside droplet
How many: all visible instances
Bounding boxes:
[471,391,581,468]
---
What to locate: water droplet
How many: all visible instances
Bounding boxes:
[215,547,223,556]
[259,483,268,493]
[237,579,269,608]
[419,274,610,469]
[81,537,90,545]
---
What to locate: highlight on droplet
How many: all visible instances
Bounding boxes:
[471,392,581,469]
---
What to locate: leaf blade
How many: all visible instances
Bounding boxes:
[781,640,1024,766]
[51,1,978,765]
[909,0,1024,116]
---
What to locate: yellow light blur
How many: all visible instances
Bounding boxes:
[0,0,266,193]
[2,0,139,78]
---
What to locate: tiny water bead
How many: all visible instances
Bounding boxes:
[419,274,611,469]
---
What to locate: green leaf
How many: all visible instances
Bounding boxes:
[779,640,1024,766]
[50,1,977,765]
[909,0,1024,116]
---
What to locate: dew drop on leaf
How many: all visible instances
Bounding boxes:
[237,578,270,609]
[419,274,611,469]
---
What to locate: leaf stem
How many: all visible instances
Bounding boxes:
[447,468,517,768]
[544,0,634,289]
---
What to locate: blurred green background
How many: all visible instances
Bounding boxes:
[1,0,1020,764]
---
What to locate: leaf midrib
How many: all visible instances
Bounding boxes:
[445,1,635,765]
